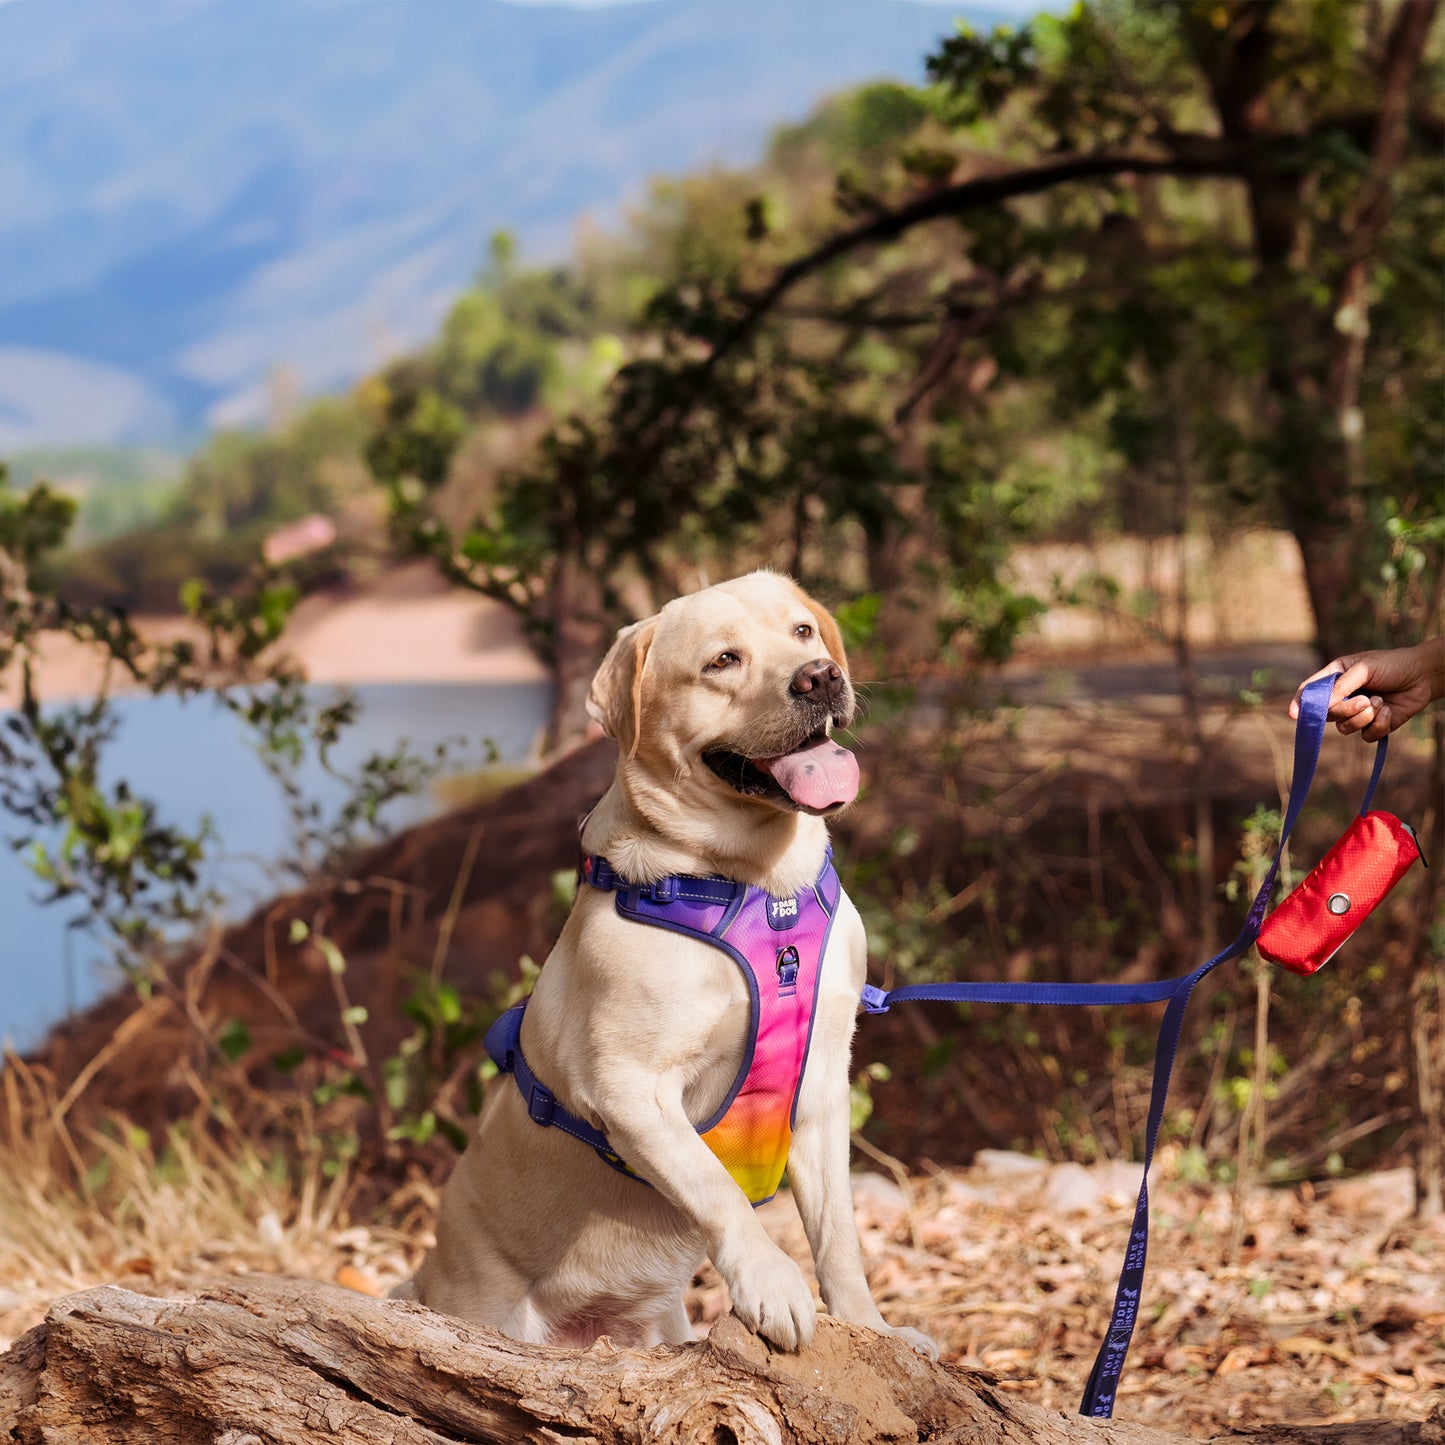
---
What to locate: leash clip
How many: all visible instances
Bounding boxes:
[860,984,891,1015]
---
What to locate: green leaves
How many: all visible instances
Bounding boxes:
[380,977,493,1149]
[0,465,76,571]
[926,22,1038,128]
[849,1061,891,1133]
[0,700,215,971]
[834,593,883,652]
[2,450,452,981]
[363,381,466,492]
[217,1019,252,1063]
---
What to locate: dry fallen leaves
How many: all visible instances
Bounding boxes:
[817,1155,1445,1434]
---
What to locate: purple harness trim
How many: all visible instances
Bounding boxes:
[485,852,840,1205]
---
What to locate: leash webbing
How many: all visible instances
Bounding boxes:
[861,676,1373,1416]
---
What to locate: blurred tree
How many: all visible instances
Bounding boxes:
[56,396,372,612]
[718,0,1442,651]
[430,232,593,417]
[175,397,371,539]
[367,0,1440,745]
[0,459,448,973]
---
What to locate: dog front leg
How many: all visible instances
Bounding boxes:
[599,1081,820,1351]
[789,993,939,1359]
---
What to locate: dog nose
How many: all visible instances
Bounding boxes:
[790,658,844,704]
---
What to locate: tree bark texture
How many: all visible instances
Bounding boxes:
[1203,0,1441,658]
[2,1276,1441,1445]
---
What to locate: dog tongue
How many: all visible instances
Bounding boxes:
[755,739,860,811]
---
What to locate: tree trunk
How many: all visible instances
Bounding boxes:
[1185,0,1441,659]
[1408,707,1445,1221]
[2,1276,1441,1445]
[543,558,613,755]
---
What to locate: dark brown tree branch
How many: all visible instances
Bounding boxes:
[708,141,1268,376]
[1187,0,1281,140]
[893,276,1042,424]
[1341,0,1442,267]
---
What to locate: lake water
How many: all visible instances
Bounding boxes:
[0,681,552,1050]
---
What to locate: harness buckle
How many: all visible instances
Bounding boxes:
[649,876,677,905]
[776,945,800,996]
[528,1085,556,1126]
[585,856,617,892]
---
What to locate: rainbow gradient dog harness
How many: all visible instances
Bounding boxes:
[484,851,840,1205]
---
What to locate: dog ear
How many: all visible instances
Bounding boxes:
[809,601,848,673]
[785,579,848,674]
[586,617,657,759]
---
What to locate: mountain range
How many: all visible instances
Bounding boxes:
[0,0,1013,451]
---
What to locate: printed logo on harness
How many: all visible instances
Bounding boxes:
[766,895,799,931]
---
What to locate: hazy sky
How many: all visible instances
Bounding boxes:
[498,0,1041,9]
[0,0,1041,8]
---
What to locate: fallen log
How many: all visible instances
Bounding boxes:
[0,1275,1440,1445]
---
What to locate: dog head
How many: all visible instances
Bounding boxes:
[587,571,859,820]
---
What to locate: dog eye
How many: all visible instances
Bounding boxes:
[706,652,740,671]
[794,623,813,640]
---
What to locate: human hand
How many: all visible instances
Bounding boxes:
[1289,639,1445,742]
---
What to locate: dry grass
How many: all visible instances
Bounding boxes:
[0,1049,422,1351]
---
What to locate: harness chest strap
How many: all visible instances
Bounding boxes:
[486,852,841,1206]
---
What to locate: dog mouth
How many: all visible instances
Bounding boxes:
[703,728,860,815]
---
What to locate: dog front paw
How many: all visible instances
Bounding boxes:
[882,1323,939,1359]
[718,1243,817,1351]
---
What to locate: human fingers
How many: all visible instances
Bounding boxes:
[1290,659,1346,720]
[1324,660,1375,717]
[1332,694,1380,736]
[1359,701,1393,743]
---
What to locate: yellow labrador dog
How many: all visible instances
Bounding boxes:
[407,571,934,1357]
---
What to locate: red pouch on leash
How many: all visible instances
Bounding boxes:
[1257,812,1423,976]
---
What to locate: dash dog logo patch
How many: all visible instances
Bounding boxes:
[766,895,799,931]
